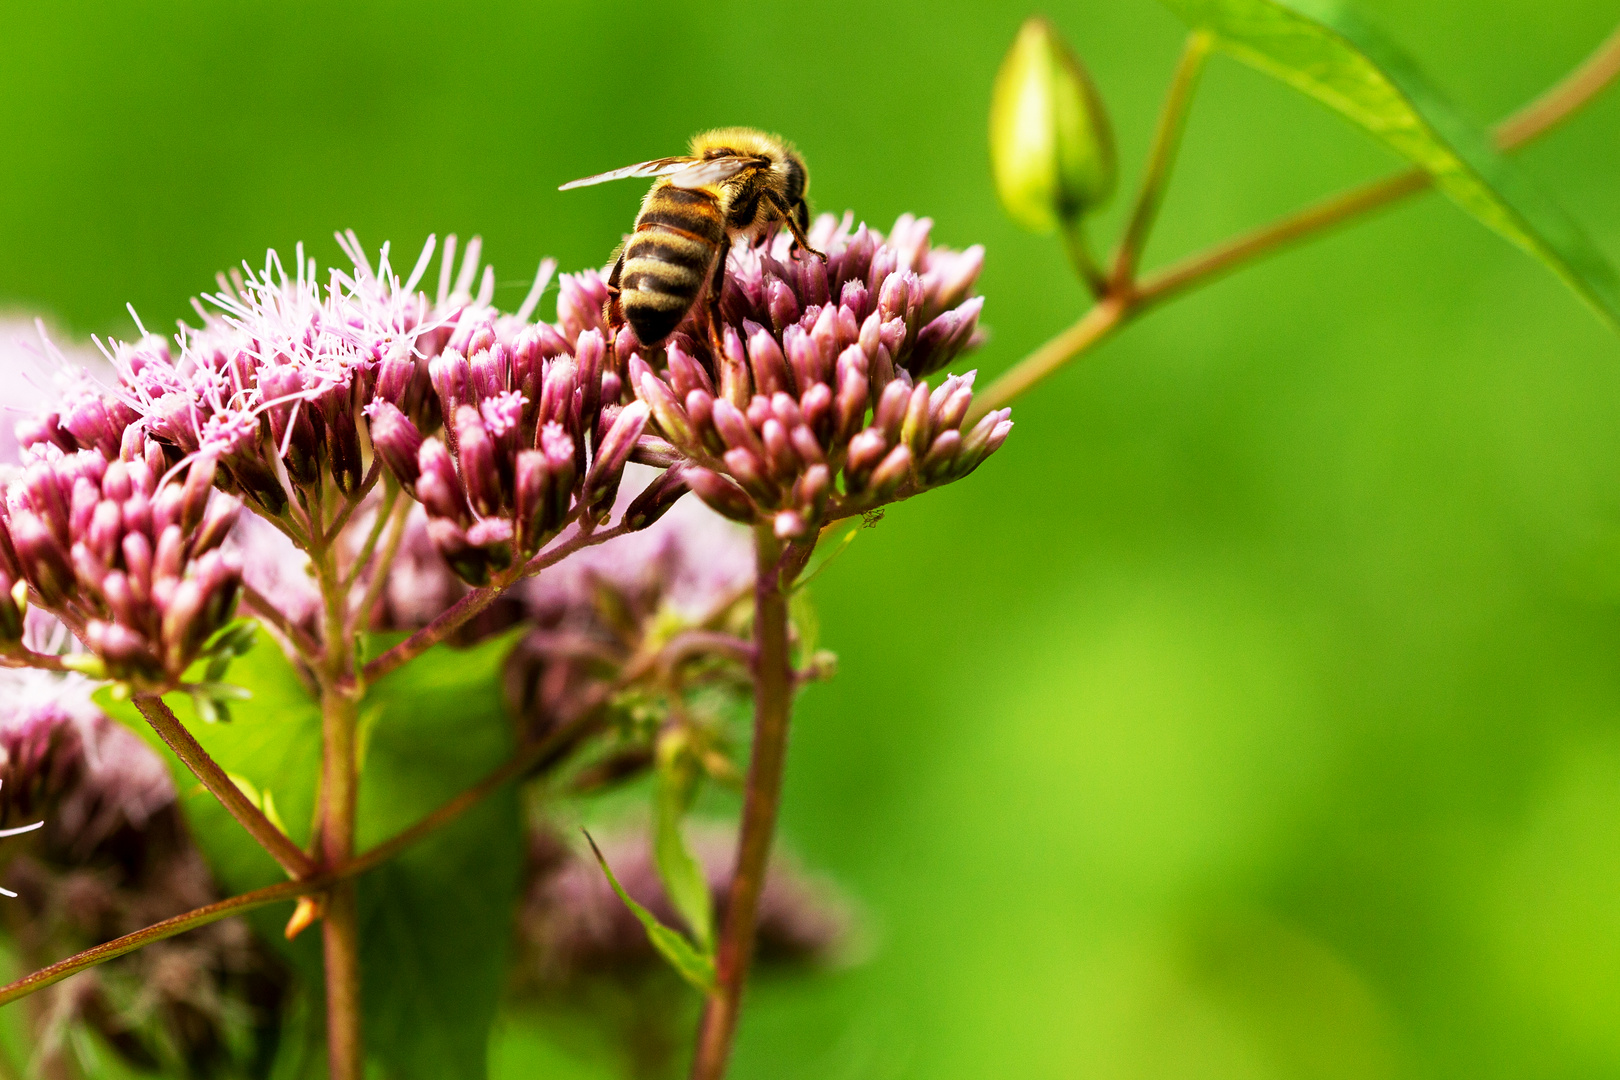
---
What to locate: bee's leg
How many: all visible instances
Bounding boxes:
[604,248,626,336]
[779,197,826,262]
[704,249,729,358]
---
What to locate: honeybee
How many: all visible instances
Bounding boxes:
[560,127,824,349]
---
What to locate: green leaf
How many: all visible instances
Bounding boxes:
[1158,0,1620,328]
[586,832,717,993]
[353,627,526,1080]
[653,759,714,951]
[100,622,527,1080]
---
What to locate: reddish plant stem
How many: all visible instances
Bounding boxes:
[0,874,330,1006]
[351,496,414,634]
[0,666,628,1011]
[688,526,797,1080]
[241,580,322,662]
[313,548,364,1080]
[361,521,630,684]
[133,693,315,879]
[0,648,71,672]
[0,603,758,1013]
[323,460,382,546]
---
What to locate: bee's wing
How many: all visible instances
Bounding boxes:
[558,156,699,191]
[663,156,760,189]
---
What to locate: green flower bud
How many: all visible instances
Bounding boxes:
[990,16,1117,232]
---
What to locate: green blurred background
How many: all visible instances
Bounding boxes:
[6,0,1620,1076]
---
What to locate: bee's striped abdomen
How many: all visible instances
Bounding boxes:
[622,185,724,346]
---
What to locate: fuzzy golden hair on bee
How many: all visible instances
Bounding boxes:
[560,128,824,349]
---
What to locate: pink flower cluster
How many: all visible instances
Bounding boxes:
[625,214,1011,538]
[1,450,240,687]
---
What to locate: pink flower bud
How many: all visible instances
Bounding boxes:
[64,399,123,454]
[426,517,491,586]
[901,380,933,457]
[874,380,910,443]
[684,467,757,524]
[89,619,162,681]
[845,428,889,480]
[789,425,825,467]
[575,330,606,438]
[540,422,577,526]
[191,495,241,555]
[760,419,801,484]
[840,280,870,322]
[800,382,833,439]
[784,326,819,396]
[16,413,72,455]
[719,327,752,408]
[767,277,799,332]
[869,444,912,498]
[711,398,764,460]
[723,447,775,505]
[366,402,424,490]
[921,429,963,482]
[769,392,804,432]
[179,456,217,538]
[583,401,649,507]
[430,349,473,446]
[666,340,713,399]
[796,463,831,520]
[538,355,577,431]
[774,509,809,539]
[121,532,153,592]
[11,511,73,607]
[748,327,792,398]
[514,450,554,551]
[416,439,470,524]
[623,466,691,531]
[936,376,976,432]
[314,380,364,496]
[635,370,694,452]
[86,501,122,565]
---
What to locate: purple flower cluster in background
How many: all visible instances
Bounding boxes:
[0,665,288,1077]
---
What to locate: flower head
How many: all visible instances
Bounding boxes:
[623,214,1011,539]
[0,667,288,1077]
[0,450,242,688]
[369,320,645,585]
[0,665,174,855]
[76,233,545,523]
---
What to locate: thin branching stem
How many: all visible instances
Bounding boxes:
[312,550,363,1080]
[361,519,631,684]
[323,461,382,547]
[132,694,316,879]
[351,488,412,630]
[1109,31,1213,288]
[342,479,401,593]
[241,580,321,662]
[0,875,329,1007]
[0,657,646,1011]
[971,22,1620,421]
[1060,218,1109,297]
[688,528,803,1080]
[0,648,72,672]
